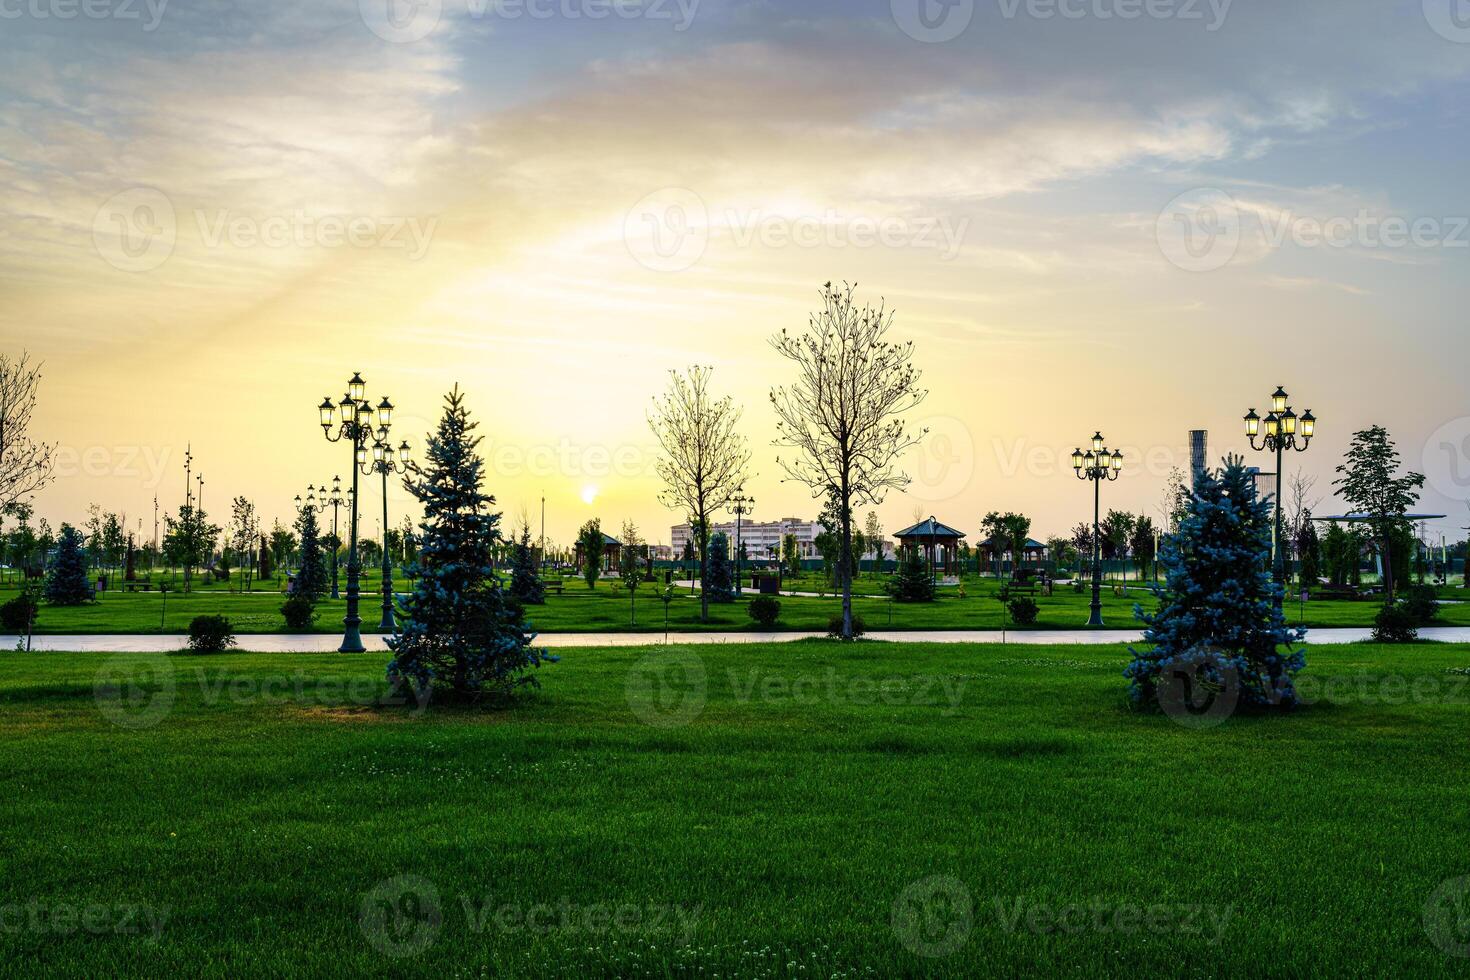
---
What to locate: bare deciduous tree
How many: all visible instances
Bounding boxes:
[649,366,751,622]
[770,282,927,639]
[0,352,55,512]
[1158,466,1189,535]
[1284,471,1321,546]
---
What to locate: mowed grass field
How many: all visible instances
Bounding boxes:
[2,640,1469,976]
[6,575,1469,634]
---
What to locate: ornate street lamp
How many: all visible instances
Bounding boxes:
[731,489,754,594]
[1244,387,1317,610]
[359,396,410,632]
[326,475,344,600]
[1072,432,1123,628]
[318,374,375,653]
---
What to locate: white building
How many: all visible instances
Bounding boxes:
[670,518,822,560]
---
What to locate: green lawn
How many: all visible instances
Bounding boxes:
[1,640,1468,976]
[6,575,1470,634]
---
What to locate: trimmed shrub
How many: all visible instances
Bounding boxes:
[890,546,935,602]
[280,594,318,631]
[747,595,781,629]
[0,593,38,632]
[1372,602,1419,643]
[1401,584,1440,626]
[827,614,866,639]
[1007,595,1039,626]
[187,615,235,654]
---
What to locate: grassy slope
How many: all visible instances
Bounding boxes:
[1,640,1468,976]
[6,578,1469,634]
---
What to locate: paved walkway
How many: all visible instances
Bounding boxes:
[7,626,1470,652]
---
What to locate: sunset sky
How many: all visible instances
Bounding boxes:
[4,0,1469,548]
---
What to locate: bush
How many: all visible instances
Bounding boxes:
[1371,602,1419,643]
[1007,595,1039,626]
[0,592,38,632]
[747,595,781,629]
[827,614,866,639]
[1401,584,1440,626]
[889,546,935,602]
[280,594,318,631]
[187,615,235,653]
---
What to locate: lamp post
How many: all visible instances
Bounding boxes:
[326,475,343,599]
[359,396,410,632]
[293,484,321,583]
[1071,432,1123,628]
[731,489,754,595]
[318,373,375,653]
[1244,387,1316,611]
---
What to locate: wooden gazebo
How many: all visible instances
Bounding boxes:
[574,533,623,572]
[979,536,1048,566]
[893,517,967,575]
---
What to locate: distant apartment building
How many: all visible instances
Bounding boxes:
[670,518,823,560]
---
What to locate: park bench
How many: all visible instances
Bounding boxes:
[540,580,564,595]
[1312,585,1363,601]
[124,582,155,593]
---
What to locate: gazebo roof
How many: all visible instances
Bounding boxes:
[579,533,621,547]
[980,535,1046,551]
[893,517,966,540]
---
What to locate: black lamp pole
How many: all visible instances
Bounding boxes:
[1072,433,1123,629]
[327,475,342,600]
[731,490,753,594]
[359,398,410,632]
[1244,388,1316,612]
[318,373,374,653]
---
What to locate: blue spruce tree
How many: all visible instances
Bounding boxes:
[509,525,545,606]
[293,504,328,601]
[387,387,551,701]
[705,531,735,603]
[1125,455,1306,711]
[45,524,93,605]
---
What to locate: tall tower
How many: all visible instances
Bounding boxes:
[1189,430,1208,489]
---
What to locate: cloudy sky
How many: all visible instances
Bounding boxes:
[3,0,1469,548]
